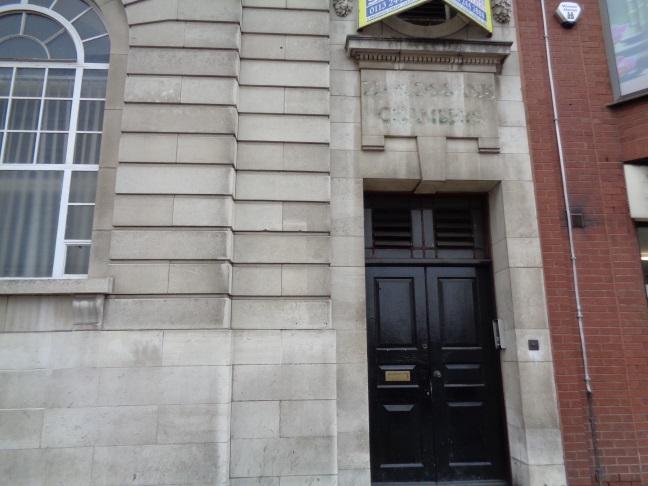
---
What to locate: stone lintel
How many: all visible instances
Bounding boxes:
[346,36,512,73]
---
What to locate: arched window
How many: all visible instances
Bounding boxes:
[0,0,109,278]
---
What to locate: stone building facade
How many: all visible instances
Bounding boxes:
[0,0,646,485]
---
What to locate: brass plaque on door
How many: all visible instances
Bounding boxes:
[385,370,411,382]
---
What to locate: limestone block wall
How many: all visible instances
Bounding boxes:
[0,330,231,484]
[228,1,337,483]
[103,0,240,327]
[0,0,241,484]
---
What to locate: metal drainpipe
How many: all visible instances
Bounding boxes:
[537,1,604,485]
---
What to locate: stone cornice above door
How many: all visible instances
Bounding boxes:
[345,36,512,74]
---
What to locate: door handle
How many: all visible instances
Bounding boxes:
[433,370,442,379]
[425,378,432,397]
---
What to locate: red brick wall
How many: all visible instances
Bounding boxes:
[515,0,648,484]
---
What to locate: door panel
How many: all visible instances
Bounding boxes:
[367,266,506,484]
[367,267,433,483]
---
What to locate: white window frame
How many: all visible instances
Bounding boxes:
[599,0,648,102]
[0,1,109,278]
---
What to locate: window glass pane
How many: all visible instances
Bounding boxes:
[13,68,45,97]
[73,133,101,164]
[36,133,67,164]
[80,70,107,98]
[0,37,48,60]
[4,132,36,163]
[73,9,106,40]
[0,67,12,96]
[41,99,71,130]
[28,0,55,7]
[65,204,94,239]
[8,99,40,130]
[45,31,76,60]
[46,69,75,98]
[77,100,104,131]
[69,171,97,202]
[0,13,22,37]
[0,170,63,277]
[0,0,23,7]
[53,0,89,21]
[83,36,110,63]
[0,99,8,129]
[24,13,63,43]
[64,244,90,274]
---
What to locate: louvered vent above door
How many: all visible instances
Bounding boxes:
[372,208,413,248]
[365,195,488,261]
[434,208,475,249]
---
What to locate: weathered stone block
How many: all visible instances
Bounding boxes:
[242,9,329,36]
[124,76,181,103]
[0,331,163,370]
[231,299,331,329]
[98,366,231,405]
[173,196,234,227]
[185,22,241,49]
[122,104,237,134]
[177,135,236,165]
[283,203,331,231]
[118,133,177,163]
[41,406,157,447]
[178,0,241,22]
[281,330,335,364]
[127,48,239,77]
[112,196,173,226]
[239,87,285,114]
[232,364,335,401]
[239,114,329,143]
[232,265,282,296]
[280,400,336,437]
[232,330,282,365]
[157,404,230,443]
[168,263,231,294]
[230,436,336,477]
[129,22,185,47]
[0,409,43,449]
[240,61,328,88]
[234,202,283,231]
[91,443,228,485]
[103,297,231,330]
[109,263,169,294]
[162,330,232,366]
[181,77,237,105]
[236,172,329,202]
[231,401,280,439]
[0,369,99,408]
[281,265,330,296]
[0,448,92,486]
[110,230,231,260]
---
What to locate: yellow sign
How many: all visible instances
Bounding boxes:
[443,0,492,33]
[358,0,431,28]
[358,0,493,34]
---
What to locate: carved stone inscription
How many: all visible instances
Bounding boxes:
[361,70,499,140]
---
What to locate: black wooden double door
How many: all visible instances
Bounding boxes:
[366,266,507,485]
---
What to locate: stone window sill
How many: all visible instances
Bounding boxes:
[0,277,113,295]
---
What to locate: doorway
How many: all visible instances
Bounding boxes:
[365,195,508,485]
